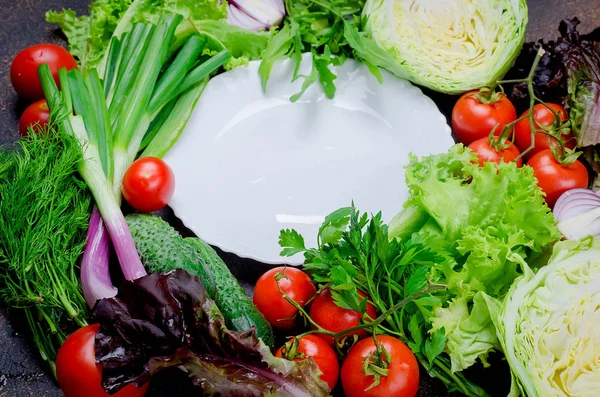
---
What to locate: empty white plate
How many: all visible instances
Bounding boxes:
[164,53,453,264]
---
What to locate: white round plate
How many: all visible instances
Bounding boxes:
[164,53,453,264]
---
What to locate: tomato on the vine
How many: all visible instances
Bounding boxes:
[56,324,148,397]
[122,157,175,212]
[11,44,78,101]
[309,288,376,345]
[452,90,517,145]
[527,149,588,208]
[275,334,339,390]
[514,103,575,159]
[467,138,523,168]
[253,267,316,329]
[19,99,50,136]
[341,335,419,397]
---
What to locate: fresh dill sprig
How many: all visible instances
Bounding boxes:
[0,125,91,376]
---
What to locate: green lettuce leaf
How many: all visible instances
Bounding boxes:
[389,144,561,372]
[431,291,499,372]
[47,0,269,73]
[46,0,133,70]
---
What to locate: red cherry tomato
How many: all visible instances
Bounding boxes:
[309,288,376,345]
[253,267,316,329]
[275,334,339,390]
[527,149,589,208]
[341,335,419,397]
[467,138,523,168]
[56,324,148,397]
[452,90,517,145]
[19,99,50,136]
[122,157,175,212]
[10,44,78,101]
[514,103,575,159]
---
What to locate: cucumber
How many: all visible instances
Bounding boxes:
[125,213,274,347]
[185,237,274,345]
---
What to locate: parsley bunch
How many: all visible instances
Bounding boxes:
[280,207,490,396]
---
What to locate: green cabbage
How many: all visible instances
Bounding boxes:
[486,237,600,397]
[362,0,528,94]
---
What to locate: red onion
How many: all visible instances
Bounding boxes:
[226,0,285,31]
[80,207,118,308]
[554,188,600,240]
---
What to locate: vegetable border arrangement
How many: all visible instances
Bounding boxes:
[1,0,600,397]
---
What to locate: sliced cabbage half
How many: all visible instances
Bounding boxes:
[485,237,600,397]
[362,0,528,94]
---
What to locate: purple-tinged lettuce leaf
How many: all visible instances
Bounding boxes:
[555,18,600,147]
[505,18,600,188]
[94,270,329,396]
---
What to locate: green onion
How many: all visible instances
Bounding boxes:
[39,64,148,282]
[142,79,209,158]
[39,11,233,311]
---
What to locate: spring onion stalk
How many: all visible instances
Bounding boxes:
[39,64,148,284]
[46,13,232,307]
[141,79,209,157]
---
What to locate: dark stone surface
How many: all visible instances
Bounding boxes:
[0,1,598,397]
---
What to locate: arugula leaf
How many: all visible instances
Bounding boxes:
[258,24,295,92]
[259,0,371,100]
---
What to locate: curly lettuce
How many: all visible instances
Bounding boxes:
[389,145,560,372]
[47,0,134,70]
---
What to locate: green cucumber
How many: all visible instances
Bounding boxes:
[125,213,274,347]
[185,237,274,343]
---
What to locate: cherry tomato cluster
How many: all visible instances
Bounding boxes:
[452,90,588,208]
[253,267,420,396]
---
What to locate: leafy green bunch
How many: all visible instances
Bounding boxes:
[280,207,487,395]
[258,0,397,101]
[280,145,560,396]
[0,128,91,374]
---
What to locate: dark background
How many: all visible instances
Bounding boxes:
[0,1,599,396]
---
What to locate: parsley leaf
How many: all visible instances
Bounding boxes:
[279,229,307,256]
[425,328,447,369]
[318,206,353,245]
